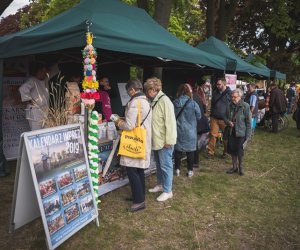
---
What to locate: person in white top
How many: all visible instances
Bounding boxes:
[19,62,59,130]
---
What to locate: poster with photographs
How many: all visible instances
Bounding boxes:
[24,124,98,250]
[98,141,126,185]
[225,74,237,90]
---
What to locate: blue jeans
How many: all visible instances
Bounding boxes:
[153,146,174,193]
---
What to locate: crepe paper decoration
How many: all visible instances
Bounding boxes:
[80,29,101,204]
[88,111,100,204]
[81,31,99,103]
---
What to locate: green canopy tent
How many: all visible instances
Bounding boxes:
[0,0,227,69]
[0,0,229,172]
[245,54,286,80]
[196,36,271,78]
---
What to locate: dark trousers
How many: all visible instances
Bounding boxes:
[126,167,145,204]
[271,113,280,133]
[174,150,194,171]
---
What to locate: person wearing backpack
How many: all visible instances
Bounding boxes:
[206,78,232,158]
[244,83,258,135]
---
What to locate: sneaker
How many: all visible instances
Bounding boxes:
[175,169,180,176]
[156,192,173,202]
[148,185,163,193]
[187,170,194,178]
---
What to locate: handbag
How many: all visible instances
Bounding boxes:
[118,100,147,159]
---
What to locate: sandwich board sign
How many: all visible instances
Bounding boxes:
[10,124,99,250]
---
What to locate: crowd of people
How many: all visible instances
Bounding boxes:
[115,76,300,213]
[115,77,257,213]
[14,61,299,213]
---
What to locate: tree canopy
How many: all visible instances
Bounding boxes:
[0,0,299,81]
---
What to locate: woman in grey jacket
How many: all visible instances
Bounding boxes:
[115,79,152,212]
[225,88,251,176]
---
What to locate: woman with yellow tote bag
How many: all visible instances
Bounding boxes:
[115,79,152,212]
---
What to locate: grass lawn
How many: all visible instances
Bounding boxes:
[1,116,299,249]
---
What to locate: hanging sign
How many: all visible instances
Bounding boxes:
[225,74,237,90]
[10,124,99,250]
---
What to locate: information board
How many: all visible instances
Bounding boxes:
[2,76,30,159]
[10,124,99,250]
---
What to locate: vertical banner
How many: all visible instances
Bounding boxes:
[225,74,237,90]
[2,77,30,160]
[21,124,98,250]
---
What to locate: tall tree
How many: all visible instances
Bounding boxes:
[153,0,173,28]
[202,0,238,40]
[0,5,30,36]
[227,0,300,82]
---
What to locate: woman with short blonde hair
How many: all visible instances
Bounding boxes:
[144,77,177,202]
[143,77,162,92]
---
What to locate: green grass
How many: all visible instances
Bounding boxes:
[1,115,299,249]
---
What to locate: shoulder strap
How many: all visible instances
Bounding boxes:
[212,88,229,106]
[152,94,165,109]
[230,105,241,122]
[176,98,191,120]
[141,105,151,126]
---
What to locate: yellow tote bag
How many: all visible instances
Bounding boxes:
[118,100,146,159]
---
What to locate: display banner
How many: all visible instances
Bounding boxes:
[2,77,30,160]
[10,124,99,250]
[225,74,237,90]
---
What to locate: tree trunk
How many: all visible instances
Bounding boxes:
[153,0,173,28]
[216,0,238,40]
[205,0,216,37]
[153,0,173,79]
[137,0,149,13]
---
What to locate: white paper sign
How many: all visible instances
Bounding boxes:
[117,83,131,106]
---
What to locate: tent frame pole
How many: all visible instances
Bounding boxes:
[0,59,9,176]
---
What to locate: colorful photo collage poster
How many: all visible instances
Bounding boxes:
[98,141,126,184]
[26,126,97,247]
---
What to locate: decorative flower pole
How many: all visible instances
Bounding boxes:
[80,29,100,204]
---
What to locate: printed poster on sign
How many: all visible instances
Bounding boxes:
[2,77,30,160]
[225,74,237,90]
[24,125,98,250]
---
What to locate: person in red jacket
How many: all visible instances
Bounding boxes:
[95,77,112,121]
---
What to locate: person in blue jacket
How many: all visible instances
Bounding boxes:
[173,84,201,177]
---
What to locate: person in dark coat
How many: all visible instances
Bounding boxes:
[286,83,295,114]
[192,85,209,168]
[207,78,231,158]
[292,86,300,137]
[269,83,287,133]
